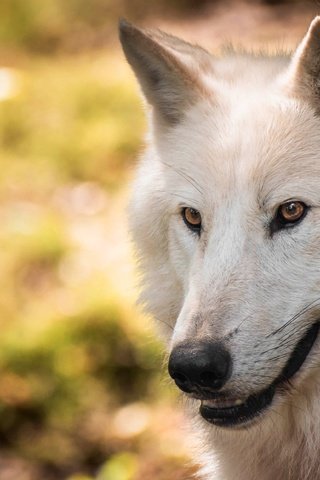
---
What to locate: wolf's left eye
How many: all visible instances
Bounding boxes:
[272,201,308,233]
[182,207,202,234]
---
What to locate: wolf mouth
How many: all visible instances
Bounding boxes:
[200,321,320,427]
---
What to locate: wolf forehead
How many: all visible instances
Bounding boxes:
[160,96,320,200]
[137,101,320,221]
[119,18,320,201]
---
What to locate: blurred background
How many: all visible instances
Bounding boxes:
[0,1,318,479]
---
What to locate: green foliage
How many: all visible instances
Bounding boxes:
[0,54,144,192]
[0,298,163,474]
[97,453,138,480]
[0,0,111,53]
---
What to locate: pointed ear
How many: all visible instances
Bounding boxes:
[119,19,212,125]
[288,17,320,112]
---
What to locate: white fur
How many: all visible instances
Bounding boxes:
[122,17,320,480]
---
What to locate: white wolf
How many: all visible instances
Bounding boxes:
[120,17,320,480]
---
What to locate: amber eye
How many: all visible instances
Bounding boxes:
[272,201,308,233]
[278,201,306,223]
[182,207,202,233]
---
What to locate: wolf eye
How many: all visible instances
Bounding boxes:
[279,202,306,222]
[271,201,308,233]
[182,207,202,233]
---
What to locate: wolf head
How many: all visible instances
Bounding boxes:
[120,18,320,429]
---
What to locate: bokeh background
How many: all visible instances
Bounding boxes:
[0,1,318,479]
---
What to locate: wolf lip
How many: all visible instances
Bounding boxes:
[200,387,275,426]
[200,321,320,428]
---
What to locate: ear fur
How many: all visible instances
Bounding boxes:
[119,19,212,125]
[289,16,320,112]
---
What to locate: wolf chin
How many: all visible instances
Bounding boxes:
[120,17,320,480]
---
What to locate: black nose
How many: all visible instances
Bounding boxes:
[168,340,232,394]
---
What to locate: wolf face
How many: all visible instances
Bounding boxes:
[120,17,320,437]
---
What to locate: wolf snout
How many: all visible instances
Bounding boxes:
[168,340,232,394]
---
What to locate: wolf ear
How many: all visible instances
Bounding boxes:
[119,19,212,125]
[289,17,320,112]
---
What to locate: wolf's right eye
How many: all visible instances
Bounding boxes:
[271,200,309,234]
[182,207,202,234]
